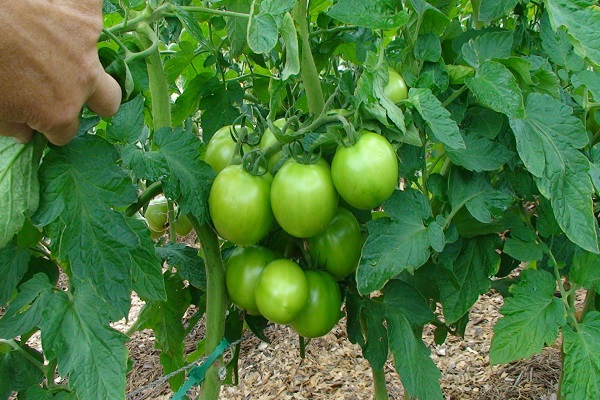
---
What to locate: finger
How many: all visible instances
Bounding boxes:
[0,121,34,144]
[42,117,80,146]
[87,69,122,117]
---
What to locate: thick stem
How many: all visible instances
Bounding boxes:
[193,220,229,400]
[372,365,389,400]
[292,0,325,116]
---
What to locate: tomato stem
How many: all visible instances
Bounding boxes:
[371,364,389,400]
[125,181,163,217]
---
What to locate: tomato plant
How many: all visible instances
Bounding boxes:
[209,165,274,246]
[270,158,338,238]
[290,270,342,338]
[2,1,600,400]
[225,245,277,316]
[331,131,398,210]
[254,259,309,325]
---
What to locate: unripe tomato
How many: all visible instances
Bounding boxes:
[259,118,287,172]
[209,165,274,246]
[307,207,362,280]
[145,196,168,232]
[255,259,309,324]
[204,125,253,173]
[331,131,398,210]
[226,245,277,315]
[271,158,338,238]
[290,270,342,338]
[173,214,193,236]
[383,68,408,103]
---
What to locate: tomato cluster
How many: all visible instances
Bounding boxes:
[206,123,399,337]
[144,195,193,238]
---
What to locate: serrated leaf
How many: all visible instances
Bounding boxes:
[462,31,514,68]
[466,61,525,118]
[490,269,566,364]
[260,0,296,14]
[448,168,513,223]
[224,0,252,58]
[32,135,139,319]
[405,0,449,35]
[409,88,464,149]
[438,236,499,323]
[540,11,585,71]
[0,273,53,338]
[545,0,600,66]
[0,135,44,249]
[0,346,44,394]
[106,95,145,144]
[445,132,514,172]
[509,93,598,253]
[503,238,547,262]
[172,72,212,127]
[40,281,129,400]
[247,12,278,54]
[357,188,443,294]
[561,311,600,400]
[478,0,520,21]
[327,0,409,30]
[569,249,600,291]
[573,70,600,102]
[156,243,207,290]
[414,33,441,62]
[199,80,245,139]
[279,13,300,80]
[0,241,31,305]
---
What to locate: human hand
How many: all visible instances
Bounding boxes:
[0,0,122,145]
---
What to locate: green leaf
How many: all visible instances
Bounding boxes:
[0,273,53,338]
[509,93,598,253]
[478,0,520,21]
[490,269,566,364]
[0,346,44,394]
[545,0,600,66]
[260,0,296,14]
[561,311,600,400]
[172,73,212,127]
[462,31,514,68]
[105,95,145,144]
[409,88,464,149]
[247,12,278,54]
[448,168,513,224]
[279,13,300,80]
[224,0,252,58]
[40,281,129,399]
[438,236,499,323]
[466,61,525,118]
[540,11,585,71]
[445,132,514,172]
[573,70,600,102]
[569,249,600,291]
[33,135,139,319]
[357,188,443,294]
[0,241,31,305]
[414,33,442,62]
[503,238,547,262]
[198,80,245,138]
[0,135,44,249]
[133,273,191,390]
[156,243,206,290]
[405,0,449,35]
[327,0,409,30]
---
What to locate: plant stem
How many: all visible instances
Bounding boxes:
[0,339,47,373]
[192,219,229,400]
[292,0,325,116]
[580,287,597,322]
[180,6,250,19]
[372,365,389,400]
[125,181,163,217]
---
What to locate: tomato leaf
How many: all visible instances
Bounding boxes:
[40,281,129,399]
[509,93,598,253]
[327,0,409,30]
[540,12,585,71]
[545,0,600,66]
[0,241,31,306]
[437,236,500,323]
[461,31,514,68]
[0,273,53,339]
[247,12,278,54]
[279,13,300,80]
[131,273,191,390]
[478,0,520,22]
[573,69,600,102]
[445,132,514,172]
[409,88,464,149]
[561,311,600,400]
[569,249,600,291]
[404,0,449,35]
[490,269,566,364]
[466,61,525,118]
[357,188,444,294]
[224,0,252,58]
[156,243,207,290]
[105,95,145,144]
[0,135,44,249]
[0,346,44,395]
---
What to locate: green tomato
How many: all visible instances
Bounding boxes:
[255,259,309,324]
[271,158,338,238]
[204,125,253,173]
[174,214,193,236]
[307,207,362,280]
[226,245,278,315]
[383,68,408,103]
[331,131,398,210]
[145,196,168,232]
[209,165,274,246]
[290,270,342,338]
[259,118,287,172]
